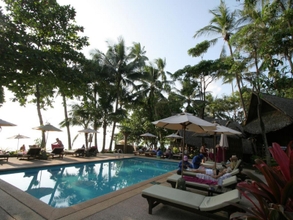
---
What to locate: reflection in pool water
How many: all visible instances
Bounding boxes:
[0,158,176,208]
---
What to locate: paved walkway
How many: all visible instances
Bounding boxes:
[0,154,259,220]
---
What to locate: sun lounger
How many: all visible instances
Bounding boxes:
[48,147,64,159]
[167,174,237,195]
[142,185,242,219]
[85,146,98,157]
[64,148,85,157]
[0,154,9,162]
[202,159,242,170]
[17,147,42,160]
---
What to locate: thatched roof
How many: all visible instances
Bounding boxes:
[244,93,293,134]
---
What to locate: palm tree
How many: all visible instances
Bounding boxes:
[67,103,93,148]
[96,37,147,150]
[133,59,171,122]
[193,0,247,119]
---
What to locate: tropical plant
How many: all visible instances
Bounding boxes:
[193,0,247,119]
[96,37,147,150]
[232,142,293,220]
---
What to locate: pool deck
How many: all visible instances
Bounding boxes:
[0,154,259,220]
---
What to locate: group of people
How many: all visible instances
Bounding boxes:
[18,137,63,153]
[177,144,238,180]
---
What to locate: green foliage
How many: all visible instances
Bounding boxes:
[234,142,293,219]
[188,40,210,57]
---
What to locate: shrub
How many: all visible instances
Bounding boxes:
[232,142,293,220]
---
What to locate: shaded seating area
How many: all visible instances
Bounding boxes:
[64,148,85,157]
[17,147,42,160]
[167,174,237,195]
[142,185,242,219]
[48,147,64,159]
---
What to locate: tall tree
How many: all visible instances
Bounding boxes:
[2,0,89,147]
[173,59,230,118]
[193,0,247,119]
[96,37,147,150]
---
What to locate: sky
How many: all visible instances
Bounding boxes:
[0,0,242,152]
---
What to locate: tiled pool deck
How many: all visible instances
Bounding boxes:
[0,154,257,220]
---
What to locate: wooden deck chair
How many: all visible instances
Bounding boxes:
[48,147,64,159]
[85,146,98,157]
[64,148,85,157]
[17,147,42,160]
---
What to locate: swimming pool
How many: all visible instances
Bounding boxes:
[0,158,177,208]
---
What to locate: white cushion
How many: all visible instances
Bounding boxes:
[142,185,240,212]
[142,185,204,209]
[199,189,240,211]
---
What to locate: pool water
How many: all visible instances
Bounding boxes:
[0,158,176,208]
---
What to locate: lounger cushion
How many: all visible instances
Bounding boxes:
[230,168,239,176]
[142,185,240,212]
[142,185,205,209]
[199,189,240,211]
[222,175,237,186]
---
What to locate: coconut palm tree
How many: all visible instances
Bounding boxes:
[193,0,247,119]
[96,37,148,150]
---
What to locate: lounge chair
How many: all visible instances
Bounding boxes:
[0,153,9,162]
[48,147,64,159]
[142,185,243,219]
[202,159,242,170]
[85,146,98,157]
[64,148,85,157]
[17,147,42,160]
[167,174,237,195]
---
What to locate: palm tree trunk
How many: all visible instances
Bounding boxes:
[254,51,270,166]
[102,121,107,152]
[62,94,71,150]
[228,43,247,120]
[35,84,45,148]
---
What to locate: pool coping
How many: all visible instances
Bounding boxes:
[0,155,178,219]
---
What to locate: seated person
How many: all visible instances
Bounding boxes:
[20,144,26,152]
[164,147,173,159]
[200,144,208,161]
[192,153,204,169]
[177,155,193,175]
[221,155,239,170]
[53,138,64,148]
[156,148,163,157]
[190,166,231,177]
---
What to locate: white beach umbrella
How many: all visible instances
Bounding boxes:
[7,134,30,150]
[140,133,157,148]
[165,133,183,139]
[140,132,157,138]
[33,124,62,148]
[78,128,99,133]
[78,128,99,148]
[0,119,17,127]
[153,112,216,177]
[207,124,242,163]
[152,112,216,133]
